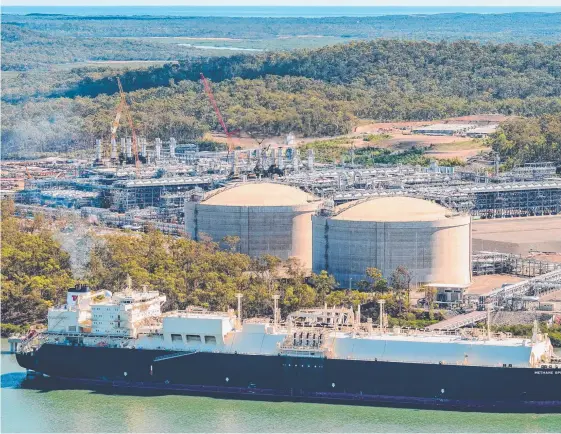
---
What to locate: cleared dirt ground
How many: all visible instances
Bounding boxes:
[213,117,496,161]
[472,216,561,255]
[465,274,525,296]
[528,253,561,263]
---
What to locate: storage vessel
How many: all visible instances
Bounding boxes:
[16,284,561,410]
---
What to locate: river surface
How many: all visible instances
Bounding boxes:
[2,339,560,433]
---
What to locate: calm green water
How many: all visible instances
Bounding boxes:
[2,339,560,433]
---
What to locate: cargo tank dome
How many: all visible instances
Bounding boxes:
[202,183,314,207]
[185,182,321,268]
[333,196,450,222]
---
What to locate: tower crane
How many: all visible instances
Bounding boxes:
[200,73,237,158]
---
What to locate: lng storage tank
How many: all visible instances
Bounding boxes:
[312,196,472,288]
[185,182,321,268]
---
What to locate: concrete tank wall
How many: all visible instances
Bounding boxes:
[186,202,319,268]
[430,217,472,285]
[312,215,471,288]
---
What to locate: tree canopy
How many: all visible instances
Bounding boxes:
[1,205,440,335]
[1,200,75,331]
[4,40,561,157]
[487,115,561,166]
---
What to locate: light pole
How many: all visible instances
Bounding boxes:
[378,299,386,334]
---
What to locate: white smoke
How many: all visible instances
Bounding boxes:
[53,220,96,279]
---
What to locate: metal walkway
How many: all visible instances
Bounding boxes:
[426,311,488,331]
[429,269,561,331]
[481,269,561,307]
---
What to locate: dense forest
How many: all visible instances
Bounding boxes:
[1,77,356,156]
[487,115,561,167]
[5,12,561,42]
[1,202,440,336]
[64,40,561,100]
[0,201,75,335]
[3,39,561,157]
[3,12,560,70]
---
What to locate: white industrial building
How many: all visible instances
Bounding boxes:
[466,125,499,138]
[312,197,472,289]
[412,123,476,136]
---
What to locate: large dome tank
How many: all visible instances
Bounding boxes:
[185,182,321,268]
[312,196,471,287]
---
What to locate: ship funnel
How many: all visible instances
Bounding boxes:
[67,284,91,308]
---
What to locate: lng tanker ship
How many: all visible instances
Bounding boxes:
[16,284,561,410]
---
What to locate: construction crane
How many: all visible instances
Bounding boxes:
[115,77,140,172]
[110,89,125,152]
[24,167,34,180]
[200,73,236,157]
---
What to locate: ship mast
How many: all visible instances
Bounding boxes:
[486,304,492,340]
[236,293,243,329]
[378,300,386,334]
[273,294,280,333]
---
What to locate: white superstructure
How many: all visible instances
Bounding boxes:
[47,283,165,337]
[91,290,165,337]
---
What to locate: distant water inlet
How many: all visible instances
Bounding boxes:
[177,44,264,52]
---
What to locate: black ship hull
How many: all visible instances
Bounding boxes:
[17,344,561,411]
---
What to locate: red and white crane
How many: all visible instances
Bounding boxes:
[200,73,236,157]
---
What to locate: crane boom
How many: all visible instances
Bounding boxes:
[25,167,34,180]
[200,73,234,155]
[116,77,140,171]
[110,100,124,140]
[107,79,127,159]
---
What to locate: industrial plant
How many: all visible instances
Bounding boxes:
[4,141,561,327]
[2,74,560,333]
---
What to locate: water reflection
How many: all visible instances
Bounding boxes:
[0,372,26,389]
